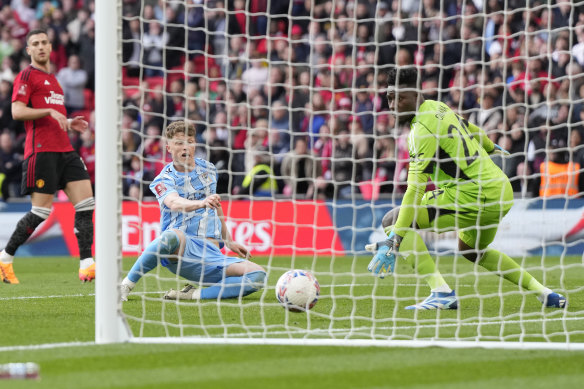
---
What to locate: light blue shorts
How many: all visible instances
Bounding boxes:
[160,236,244,284]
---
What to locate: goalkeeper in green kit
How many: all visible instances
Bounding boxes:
[367,67,566,310]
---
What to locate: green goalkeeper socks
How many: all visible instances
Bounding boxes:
[400,230,451,292]
[478,249,546,293]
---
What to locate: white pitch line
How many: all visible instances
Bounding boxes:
[0,293,95,301]
[224,315,584,338]
[0,341,95,353]
[0,284,479,301]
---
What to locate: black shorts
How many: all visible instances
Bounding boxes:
[21,151,90,195]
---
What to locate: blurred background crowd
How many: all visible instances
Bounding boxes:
[1,0,584,202]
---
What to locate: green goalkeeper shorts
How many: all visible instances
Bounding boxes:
[414,181,514,250]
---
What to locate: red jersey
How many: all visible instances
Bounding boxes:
[12,65,74,158]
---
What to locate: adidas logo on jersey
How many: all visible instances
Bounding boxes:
[44,80,50,85]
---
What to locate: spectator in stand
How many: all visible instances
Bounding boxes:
[122,16,141,78]
[281,136,320,199]
[142,122,166,178]
[0,79,15,131]
[244,119,269,173]
[269,99,290,145]
[355,83,374,134]
[124,154,146,199]
[121,113,141,172]
[236,148,277,197]
[290,69,310,133]
[330,128,356,199]
[468,89,503,135]
[373,115,397,195]
[142,20,166,77]
[312,122,333,198]
[0,28,14,64]
[539,134,583,198]
[262,66,286,102]
[301,93,327,146]
[56,54,87,113]
[0,130,23,200]
[67,7,90,45]
[241,53,268,95]
[204,112,230,194]
[78,18,95,90]
[348,116,372,182]
[163,6,185,70]
[186,0,205,57]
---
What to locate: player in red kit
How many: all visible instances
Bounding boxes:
[0,29,96,284]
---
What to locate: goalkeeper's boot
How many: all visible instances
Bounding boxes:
[543,292,567,308]
[405,290,458,310]
[164,284,198,300]
[79,263,96,282]
[0,260,19,284]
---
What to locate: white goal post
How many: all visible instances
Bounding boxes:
[95,0,130,343]
[94,0,584,349]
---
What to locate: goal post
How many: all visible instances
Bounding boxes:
[94,0,130,344]
[93,0,584,349]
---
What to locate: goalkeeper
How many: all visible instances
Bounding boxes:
[120,121,266,302]
[367,67,566,310]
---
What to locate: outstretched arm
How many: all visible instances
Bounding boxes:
[163,192,221,212]
[392,169,429,238]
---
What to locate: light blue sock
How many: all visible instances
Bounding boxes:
[200,270,266,299]
[127,230,180,283]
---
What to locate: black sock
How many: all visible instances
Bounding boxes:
[5,212,45,255]
[75,210,94,260]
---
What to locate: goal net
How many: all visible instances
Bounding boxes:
[96,0,584,349]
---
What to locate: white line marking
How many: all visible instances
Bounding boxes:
[0,341,94,353]
[224,316,584,338]
[0,284,479,301]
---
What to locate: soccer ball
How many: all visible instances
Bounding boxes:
[275,270,320,312]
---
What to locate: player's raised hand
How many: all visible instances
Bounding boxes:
[49,109,68,131]
[202,194,221,209]
[69,116,89,133]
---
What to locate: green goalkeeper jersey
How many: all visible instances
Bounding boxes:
[393,99,512,237]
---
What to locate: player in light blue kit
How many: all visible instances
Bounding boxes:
[120,121,266,301]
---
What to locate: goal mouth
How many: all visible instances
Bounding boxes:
[93,0,584,349]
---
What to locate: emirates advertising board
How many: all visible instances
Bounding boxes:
[0,199,583,257]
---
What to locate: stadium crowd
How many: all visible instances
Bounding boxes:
[1,0,584,201]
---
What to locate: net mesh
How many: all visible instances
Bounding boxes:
[117,0,584,346]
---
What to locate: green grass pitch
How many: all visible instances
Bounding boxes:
[1,255,584,388]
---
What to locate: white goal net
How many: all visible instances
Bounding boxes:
[95,0,584,349]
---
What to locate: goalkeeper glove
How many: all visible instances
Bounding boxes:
[366,231,402,279]
[488,143,510,156]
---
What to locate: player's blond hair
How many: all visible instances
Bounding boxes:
[165,121,196,140]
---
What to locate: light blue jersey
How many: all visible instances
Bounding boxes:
[149,158,222,240]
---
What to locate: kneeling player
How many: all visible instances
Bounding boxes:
[120,121,265,301]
